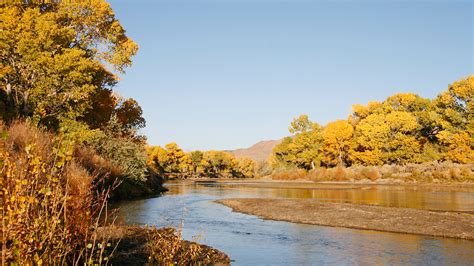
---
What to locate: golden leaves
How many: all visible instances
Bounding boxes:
[0,0,138,125]
[274,76,474,167]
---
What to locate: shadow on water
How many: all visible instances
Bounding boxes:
[116,181,474,265]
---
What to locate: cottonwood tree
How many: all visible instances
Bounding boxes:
[272,115,323,170]
[0,1,138,129]
[321,120,354,167]
[434,76,474,163]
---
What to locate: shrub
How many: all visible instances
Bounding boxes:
[89,117,148,181]
[333,166,348,181]
[272,162,474,183]
[0,120,113,264]
[271,168,307,180]
[147,226,218,265]
[360,167,381,181]
[254,160,273,178]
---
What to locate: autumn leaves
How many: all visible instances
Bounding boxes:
[271,76,474,170]
[147,143,256,179]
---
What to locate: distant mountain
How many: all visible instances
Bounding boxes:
[227,139,282,161]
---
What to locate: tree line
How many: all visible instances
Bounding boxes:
[0,0,151,182]
[271,76,474,170]
[0,1,162,263]
[147,143,255,179]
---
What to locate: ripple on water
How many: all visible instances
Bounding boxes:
[116,182,474,265]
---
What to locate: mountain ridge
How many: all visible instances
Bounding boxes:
[226,139,281,161]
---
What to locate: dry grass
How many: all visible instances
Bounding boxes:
[1,120,222,265]
[0,120,115,265]
[97,226,230,265]
[271,168,308,180]
[146,225,230,265]
[272,162,474,183]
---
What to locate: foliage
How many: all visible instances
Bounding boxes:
[434,76,474,163]
[188,150,204,176]
[350,94,432,165]
[147,143,256,179]
[322,120,354,167]
[272,76,474,174]
[82,89,146,132]
[275,162,473,183]
[271,168,308,181]
[200,151,238,178]
[147,142,189,178]
[0,120,114,265]
[0,0,148,183]
[90,117,148,181]
[146,226,227,265]
[0,1,138,129]
[254,160,273,177]
[272,115,323,170]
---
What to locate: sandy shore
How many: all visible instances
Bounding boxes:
[216,198,474,240]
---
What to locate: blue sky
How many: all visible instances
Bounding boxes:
[109,0,473,151]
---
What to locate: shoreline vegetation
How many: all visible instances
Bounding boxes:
[1,0,472,264]
[269,162,474,184]
[97,226,230,265]
[147,76,474,186]
[183,179,474,190]
[216,198,474,240]
[0,1,228,264]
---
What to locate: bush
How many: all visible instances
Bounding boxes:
[0,120,113,264]
[89,117,148,181]
[271,168,307,180]
[254,160,273,177]
[273,162,474,183]
[360,167,381,181]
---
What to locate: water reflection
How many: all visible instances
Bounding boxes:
[116,182,474,265]
[165,181,474,212]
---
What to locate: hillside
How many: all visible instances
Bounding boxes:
[227,140,281,161]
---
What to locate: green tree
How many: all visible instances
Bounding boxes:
[91,116,148,181]
[188,150,204,176]
[289,114,314,134]
[272,115,323,170]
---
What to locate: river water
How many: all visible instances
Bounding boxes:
[116,181,474,265]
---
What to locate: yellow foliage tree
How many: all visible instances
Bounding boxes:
[0,1,138,128]
[434,76,474,163]
[321,120,354,167]
[236,157,256,178]
[147,146,168,173]
[200,151,238,178]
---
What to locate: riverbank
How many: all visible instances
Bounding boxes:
[180,178,474,192]
[270,162,474,183]
[97,226,230,265]
[216,198,474,240]
[110,171,168,201]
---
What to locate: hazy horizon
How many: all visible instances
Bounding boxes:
[109,0,473,151]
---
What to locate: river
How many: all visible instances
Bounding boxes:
[116,181,474,265]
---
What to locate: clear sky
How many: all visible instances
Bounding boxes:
[109,0,473,151]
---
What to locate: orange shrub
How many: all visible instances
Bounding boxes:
[0,120,113,264]
[271,168,308,180]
